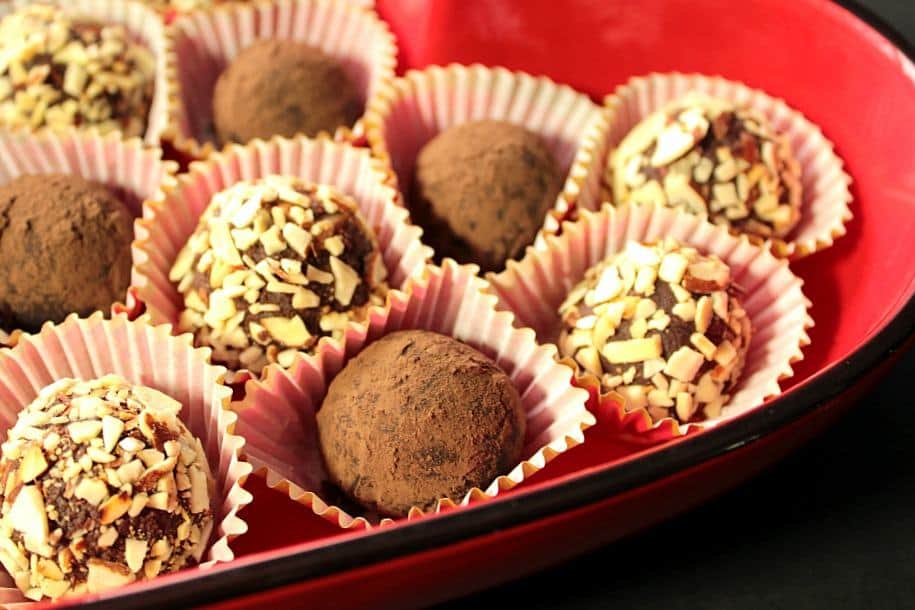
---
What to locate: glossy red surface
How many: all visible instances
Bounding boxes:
[45,0,915,607]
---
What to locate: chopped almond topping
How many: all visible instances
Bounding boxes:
[609,92,802,240]
[169,177,388,373]
[558,237,751,425]
[0,377,216,600]
[601,336,663,364]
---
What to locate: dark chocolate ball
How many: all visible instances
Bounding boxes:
[0,174,134,333]
[316,330,527,517]
[212,39,362,145]
[410,120,563,273]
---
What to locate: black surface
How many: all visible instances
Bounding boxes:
[439,3,915,607]
[442,351,915,610]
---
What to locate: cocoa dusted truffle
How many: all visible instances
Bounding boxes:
[0,174,134,334]
[169,176,388,374]
[558,239,752,423]
[410,120,563,273]
[212,39,361,145]
[609,93,802,240]
[0,376,214,601]
[0,5,156,137]
[317,330,526,517]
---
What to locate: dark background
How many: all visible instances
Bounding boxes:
[439,1,915,608]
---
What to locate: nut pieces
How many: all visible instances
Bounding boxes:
[558,238,752,423]
[609,93,802,240]
[0,376,214,601]
[170,176,389,374]
[0,5,156,137]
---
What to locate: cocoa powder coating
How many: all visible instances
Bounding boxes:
[0,174,133,333]
[410,120,563,273]
[212,39,362,145]
[316,330,527,517]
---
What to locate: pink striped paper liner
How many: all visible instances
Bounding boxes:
[130,136,432,359]
[488,203,813,434]
[364,63,611,240]
[0,313,252,606]
[8,0,171,147]
[602,73,853,259]
[0,128,178,348]
[232,260,595,529]
[164,0,397,160]
[152,0,375,23]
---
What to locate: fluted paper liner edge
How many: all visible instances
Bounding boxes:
[232,261,595,529]
[0,313,253,605]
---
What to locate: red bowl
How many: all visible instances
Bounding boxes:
[49,0,915,608]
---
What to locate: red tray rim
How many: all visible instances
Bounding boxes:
[67,1,915,607]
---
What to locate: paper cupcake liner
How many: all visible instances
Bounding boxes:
[130,136,432,363]
[571,364,702,444]
[601,73,852,259]
[487,203,813,433]
[164,0,397,161]
[364,63,611,242]
[232,260,595,529]
[0,128,178,348]
[152,0,376,24]
[8,0,171,147]
[0,312,253,605]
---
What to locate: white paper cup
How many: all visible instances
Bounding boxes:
[150,0,375,22]
[364,63,611,242]
[164,0,397,160]
[232,260,595,528]
[0,128,177,347]
[8,0,172,146]
[130,136,432,367]
[601,73,853,259]
[488,203,813,433]
[0,313,252,604]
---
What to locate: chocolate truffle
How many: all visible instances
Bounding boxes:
[0,5,156,138]
[558,239,752,423]
[609,93,802,240]
[317,330,526,517]
[0,376,214,601]
[0,174,134,334]
[212,39,361,145]
[410,120,563,273]
[170,176,388,374]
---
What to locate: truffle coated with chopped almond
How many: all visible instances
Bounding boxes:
[608,93,802,240]
[0,376,215,602]
[0,5,156,137]
[169,176,389,374]
[317,330,527,518]
[558,239,752,423]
